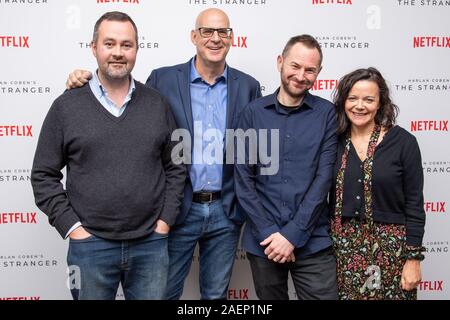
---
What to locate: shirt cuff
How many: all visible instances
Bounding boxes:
[257,225,281,243]
[281,221,310,248]
[65,222,82,239]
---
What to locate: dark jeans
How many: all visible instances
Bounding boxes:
[166,200,240,300]
[67,231,168,300]
[247,247,338,300]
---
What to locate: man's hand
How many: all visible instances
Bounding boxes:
[154,219,170,235]
[401,259,422,291]
[260,232,295,263]
[69,226,92,240]
[66,70,92,89]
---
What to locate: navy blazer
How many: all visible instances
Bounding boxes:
[146,57,262,225]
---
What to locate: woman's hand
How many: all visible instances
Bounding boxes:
[401,259,422,291]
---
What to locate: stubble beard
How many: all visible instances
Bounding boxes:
[105,63,130,81]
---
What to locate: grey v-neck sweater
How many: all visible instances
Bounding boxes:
[31,81,186,240]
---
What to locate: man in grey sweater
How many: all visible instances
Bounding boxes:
[31,11,186,300]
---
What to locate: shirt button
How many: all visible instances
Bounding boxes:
[286,134,291,138]
[355,211,360,215]
[208,105,212,109]
[356,196,361,200]
[207,181,211,185]
[284,179,288,183]
[358,179,362,183]
[208,123,212,127]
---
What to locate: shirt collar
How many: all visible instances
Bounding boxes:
[91,69,136,100]
[190,56,228,84]
[264,87,315,114]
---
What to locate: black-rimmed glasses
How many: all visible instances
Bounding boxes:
[197,27,233,38]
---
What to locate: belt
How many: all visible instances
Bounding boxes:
[192,191,221,203]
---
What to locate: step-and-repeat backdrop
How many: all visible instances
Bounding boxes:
[1,0,449,300]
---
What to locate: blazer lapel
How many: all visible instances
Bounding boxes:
[177,62,194,133]
[226,68,239,129]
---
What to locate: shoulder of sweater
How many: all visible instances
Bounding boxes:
[386,125,418,145]
[133,80,168,104]
[51,86,92,110]
[134,80,161,95]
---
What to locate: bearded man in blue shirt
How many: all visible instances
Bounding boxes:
[235,35,338,300]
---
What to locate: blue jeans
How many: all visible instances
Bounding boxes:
[166,199,240,300]
[67,231,168,300]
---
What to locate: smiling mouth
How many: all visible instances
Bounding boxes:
[352,111,368,116]
[291,81,308,88]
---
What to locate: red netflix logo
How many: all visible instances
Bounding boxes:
[0,212,38,224]
[413,36,450,48]
[410,120,448,132]
[0,36,29,48]
[228,288,249,300]
[312,79,339,91]
[0,125,33,137]
[0,297,40,300]
[97,0,140,3]
[419,281,444,291]
[232,36,248,48]
[424,202,446,214]
[312,0,352,4]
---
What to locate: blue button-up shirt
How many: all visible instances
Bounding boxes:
[235,89,337,259]
[88,70,136,117]
[190,58,228,192]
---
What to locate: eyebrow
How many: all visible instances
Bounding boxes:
[291,62,317,70]
[102,38,134,44]
[348,95,376,98]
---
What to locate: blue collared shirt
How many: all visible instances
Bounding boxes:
[88,70,136,117]
[189,58,228,192]
[235,89,337,259]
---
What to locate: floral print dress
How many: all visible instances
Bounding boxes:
[331,125,416,300]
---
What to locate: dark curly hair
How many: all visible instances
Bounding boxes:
[332,67,399,135]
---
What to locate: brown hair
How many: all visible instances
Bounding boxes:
[282,34,323,66]
[92,11,138,47]
[333,67,399,135]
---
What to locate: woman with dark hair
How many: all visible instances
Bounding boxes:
[330,67,426,300]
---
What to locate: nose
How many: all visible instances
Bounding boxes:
[112,44,123,57]
[294,69,305,81]
[355,99,365,109]
[210,30,221,42]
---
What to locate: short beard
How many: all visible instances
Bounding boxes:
[105,65,130,80]
[281,78,310,100]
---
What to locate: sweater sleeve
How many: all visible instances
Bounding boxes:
[158,98,187,226]
[31,100,80,238]
[401,135,426,247]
